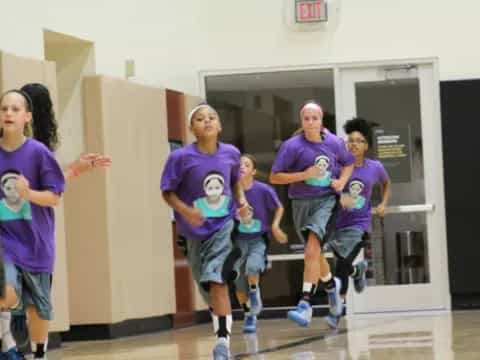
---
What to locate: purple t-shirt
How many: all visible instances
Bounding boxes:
[336,159,389,233]
[160,142,240,241]
[0,138,65,273]
[271,131,354,199]
[237,180,281,240]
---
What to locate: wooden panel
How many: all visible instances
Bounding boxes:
[74,76,175,324]
[166,89,186,142]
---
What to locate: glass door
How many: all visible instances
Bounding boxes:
[336,61,450,313]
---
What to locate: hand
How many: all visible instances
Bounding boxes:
[340,193,354,210]
[304,166,322,180]
[15,176,30,199]
[75,153,112,175]
[183,207,205,227]
[331,179,346,192]
[236,201,250,219]
[373,203,387,217]
[272,226,288,244]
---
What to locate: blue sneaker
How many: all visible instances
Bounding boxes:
[243,314,257,334]
[287,300,312,327]
[213,337,231,360]
[248,288,263,315]
[326,277,343,316]
[325,313,341,329]
[1,348,25,360]
[353,260,368,293]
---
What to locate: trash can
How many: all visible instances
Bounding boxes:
[396,231,426,284]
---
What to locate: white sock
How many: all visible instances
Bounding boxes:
[0,311,16,352]
[302,282,313,293]
[213,314,232,346]
[224,315,232,346]
[31,341,48,358]
[320,272,333,283]
[212,312,219,334]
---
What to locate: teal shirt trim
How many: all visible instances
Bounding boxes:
[194,196,230,218]
[238,219,262,234]
[305,172,332,187]
[0,200,32,221]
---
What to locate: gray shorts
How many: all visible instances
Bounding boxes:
[292,194,337,244]
[326,227,365,259]
[234,236,267,292]
[186,220,234,304]
[4,262,52,320]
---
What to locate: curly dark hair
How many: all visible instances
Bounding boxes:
[343,117,373,146]
[20,83,59,151]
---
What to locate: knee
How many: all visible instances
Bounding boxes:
[245,261,262,276]
[304,245,319,264]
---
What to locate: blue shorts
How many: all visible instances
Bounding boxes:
[234,236,267,292]
[292,194,337,244]
[327,227,365,259]
[186,220,234,304]
[4,262,52,320]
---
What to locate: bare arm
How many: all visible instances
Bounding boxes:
[162,190,204,227]
[63,168,76,182]
[16,175,61,207]
[64,154,112,182]
[271,205,288,243]
[24,190,61,207]
[232,181,249,218]
[272,206,284,228]
[331,163,354,192]
[232,181,247,206]
[270,166,321,185]
[380,179,392,207]
[373,179,392,217]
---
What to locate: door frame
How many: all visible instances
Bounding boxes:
[198,57,451,314]
[336,61,450,314]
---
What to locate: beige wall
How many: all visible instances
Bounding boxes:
[44,31,96,166]
[4,1,480,96]
[65,76,175,324]
[0,51,70,332]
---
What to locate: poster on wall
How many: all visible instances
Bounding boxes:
[374,126,412,183]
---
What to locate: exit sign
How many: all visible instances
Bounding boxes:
[295,0,327,23]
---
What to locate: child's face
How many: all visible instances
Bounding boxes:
[347,131,368,157]
[0,93,32,135]
[316,158,329,172]
[2,178,20,203]
[190,107,221,140]
[205,178,224,200]
[240,157,256,179]
[350,183,362,197]
[301,108,323,135]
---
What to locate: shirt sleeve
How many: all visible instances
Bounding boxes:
[271,140,294,173]
[230,147,241,186]
[376,161,390,184]
[336,137,355,167]
[160,150,184,192]
[264,185,282,212]
[40,148,65,195]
